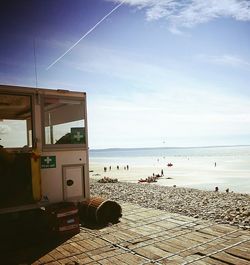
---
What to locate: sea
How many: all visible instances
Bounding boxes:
[89,145,250,194]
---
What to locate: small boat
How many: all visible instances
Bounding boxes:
[167,163,173,167]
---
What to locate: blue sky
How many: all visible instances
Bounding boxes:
[0,0,250,148]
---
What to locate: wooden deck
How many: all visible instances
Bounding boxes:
[2,203,250,264]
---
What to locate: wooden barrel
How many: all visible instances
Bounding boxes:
[79,197,122,225]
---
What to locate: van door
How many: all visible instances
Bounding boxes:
[63,165,85,201]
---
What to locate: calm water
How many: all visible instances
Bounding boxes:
[89,146,250,193]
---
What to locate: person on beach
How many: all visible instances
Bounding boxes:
[127,165,129,170]
[214,162,217,167]
[161,169,164,176]
[215,186,219,192]
[109,166,111,171]
[117,165,119,170]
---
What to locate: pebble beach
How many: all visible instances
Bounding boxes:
[90,180,250,230]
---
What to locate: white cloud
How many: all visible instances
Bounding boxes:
[197,54,250,70]
[108,0,250,33]
[87,80,250,148]
[67,43,175,88]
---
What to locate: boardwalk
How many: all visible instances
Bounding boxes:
[2,203,250,264]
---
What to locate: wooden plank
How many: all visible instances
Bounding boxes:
[75,240,92,252]
[210,224,235,234]
[69,242,86,252]
[56,245,72,257]
[88,247,112,257]
[37,254,54,263]
[57,257,74,264]
[100,250,118,259]
[160,255,186,264]
[60,243,81,255]
[98,259,112,265]
[155,220,179,229]
[118,228,143,239]
[202,256,233,265]
[190,260,210,265]
[166,237,198,250]
[212,252,250,265]
[79,239,100,250]
[116,254,139,265]
[182,232,212,244]
[90,254,103,261]
[145,245,169,258]
[102,234,122,244]
[155,241,183,253]
[77,255,94,264]
[48,249,65,260]
[199,227,225,237]
[187,231,215,241]
[117,253,148,264]
[39,262,61,265]
[225,248,250,261]
[107,256,127,265]
[135,245,162,260]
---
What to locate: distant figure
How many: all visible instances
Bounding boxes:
[117,165,119,170]
[214,162,217,167]
[109,166,111,171]
[127,165,129,170]
[173,185,176,188]
[161,169,164,176]
[226,188,229,193]
[124,166,126,170]
[104,167,107,172]
[215,186,219,192]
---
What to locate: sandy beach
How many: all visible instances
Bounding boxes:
[90,157,250,193]
[89,146,250,194]
[90,180,250,230]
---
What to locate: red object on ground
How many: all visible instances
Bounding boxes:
[45,202,80,236]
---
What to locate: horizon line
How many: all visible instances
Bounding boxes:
[90,144,250,151]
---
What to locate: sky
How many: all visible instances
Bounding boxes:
[0,0,250,149]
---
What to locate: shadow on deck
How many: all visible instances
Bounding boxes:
[1,203,250,265]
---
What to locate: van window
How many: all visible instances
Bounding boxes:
[43,97,85,146]
[0,94,32,148]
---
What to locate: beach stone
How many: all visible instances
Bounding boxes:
[243,210,250,217]
[89,180,250,230]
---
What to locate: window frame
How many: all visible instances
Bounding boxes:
[41,95,86,151]
[0,92,35,151]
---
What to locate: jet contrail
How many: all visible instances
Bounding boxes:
[46,1,125,70]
